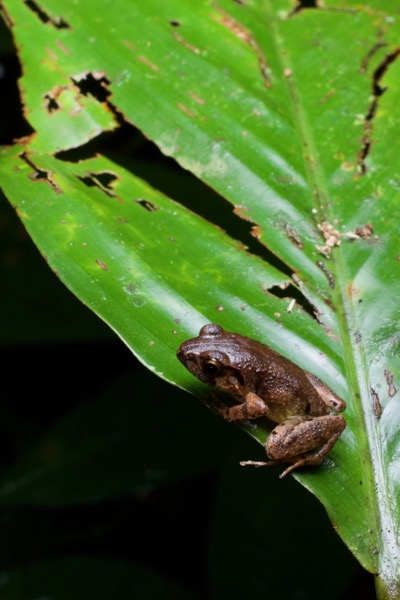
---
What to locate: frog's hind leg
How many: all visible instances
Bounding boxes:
[275,425,345,478]
[241,414,346,478]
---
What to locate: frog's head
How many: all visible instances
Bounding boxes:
[177,323,246,390]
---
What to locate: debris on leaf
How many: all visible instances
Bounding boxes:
[315,221,341,258]
[316,220,377,257]
[344,223,376,241]
[285,223,303,249]
[286,298,296,313]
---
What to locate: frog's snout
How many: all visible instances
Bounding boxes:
[176,340,195,366]
[176,343,186,364]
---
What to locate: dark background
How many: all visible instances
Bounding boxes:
[0,15,375,599]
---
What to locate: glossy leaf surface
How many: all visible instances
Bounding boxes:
[1,0,399,594]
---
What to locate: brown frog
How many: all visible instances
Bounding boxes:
[177,323,346,478]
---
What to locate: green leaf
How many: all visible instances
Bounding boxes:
[0,192,112,343]
[1,1,400,595]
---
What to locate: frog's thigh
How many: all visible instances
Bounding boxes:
[266,415,346,461]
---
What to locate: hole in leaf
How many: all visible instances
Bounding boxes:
[77,172,118,197]
[372,48,400,95]
[267,283,319,321]
[57,123,293,280]
[72,72,111,103]
[24,0,70,28]
[44,93,60,113]
[296,0,318,8]
[289,1,356,17]
[19,152,62,193]
[69,71,124,128]
[93,172,117,190]
[136,198,158,212]
[288,0,319,16]
[358,47,400,174]
[56,121,142,163]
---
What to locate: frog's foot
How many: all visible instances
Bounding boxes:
[240,459,294,478]
[240,455,322,479]
[208,392,267,427]
[240,460,276,468]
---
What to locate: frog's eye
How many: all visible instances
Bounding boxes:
[202,359,222,377]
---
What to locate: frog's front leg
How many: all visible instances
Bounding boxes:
[241,414,346,478]
[214,391,269,423]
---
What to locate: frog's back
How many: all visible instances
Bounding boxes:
[225,334,330,419]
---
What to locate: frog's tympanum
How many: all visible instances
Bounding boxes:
[177,323,346,478]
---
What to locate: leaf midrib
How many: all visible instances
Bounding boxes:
[341,281,400,582]
[269,0,386,573]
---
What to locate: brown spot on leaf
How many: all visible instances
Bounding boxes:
[188,91,205,105]
[347,283,358,299]
[385,370,397,398]
[285,223,303,249]
[96,259,108,271]
[213,4,271,87]
[123,40,137,51]
[172,32,201,55]
[250,225,262,239]
[137,55,159,72]
[370,387,382,419]
[233,205,252,221]
[54,39,71,55]
[177,103,196,117]
[320,88,335,103]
